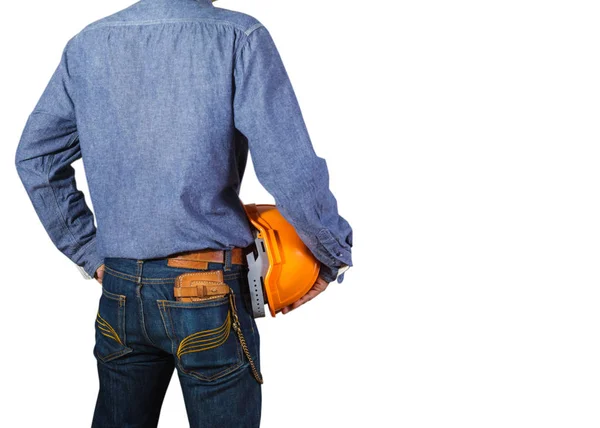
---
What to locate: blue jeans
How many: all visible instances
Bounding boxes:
[91,254,262,427]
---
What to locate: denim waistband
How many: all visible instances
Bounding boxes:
[103,253,246,284]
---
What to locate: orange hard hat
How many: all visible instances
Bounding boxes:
[243,203,320,317]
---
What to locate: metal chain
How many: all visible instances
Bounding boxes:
[229,290,264,384]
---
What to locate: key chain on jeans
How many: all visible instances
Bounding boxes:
[229,289,264,384]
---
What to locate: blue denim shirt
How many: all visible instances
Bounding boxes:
[14,0,353,283]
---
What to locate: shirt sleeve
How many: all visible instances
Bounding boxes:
[14,41,104,280]
[233,24,353,283]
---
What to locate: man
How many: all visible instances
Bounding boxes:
[15,0,353,426]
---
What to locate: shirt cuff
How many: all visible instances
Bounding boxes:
[73,238,105,280]
[316,228,352,267]
[312,228,352,283]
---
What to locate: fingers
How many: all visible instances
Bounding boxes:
[95,264,105,284]
[280,278,331,315]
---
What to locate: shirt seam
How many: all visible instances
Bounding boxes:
[47,149,84,252]
[244,22,264,36]
[232,24,266,82]
[80,18,248,35]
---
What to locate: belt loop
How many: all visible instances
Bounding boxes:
[224,249,232,272]
[136,260,143,283]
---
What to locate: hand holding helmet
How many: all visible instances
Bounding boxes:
[280,276,330,314]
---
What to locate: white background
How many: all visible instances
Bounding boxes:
[1,0,599,427]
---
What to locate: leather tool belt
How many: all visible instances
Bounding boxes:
[168,248,247,302]
[166,248,246,270]
[174,270,230,302]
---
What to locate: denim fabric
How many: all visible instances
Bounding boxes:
[14,0,353,283]
[92,255,261,427]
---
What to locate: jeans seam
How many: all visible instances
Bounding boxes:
[120,294,128,347]
[135,281,158,347]
[158,301,178,358]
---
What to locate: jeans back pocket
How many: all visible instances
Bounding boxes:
[157,296,245,382]
[94,287,133,363]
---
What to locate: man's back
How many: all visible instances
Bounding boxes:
[16,0,352,282]
[69,0,262,260]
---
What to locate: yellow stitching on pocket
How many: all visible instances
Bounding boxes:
[96,312,123,345]
[179,315,229,347]
[177,311,231,358]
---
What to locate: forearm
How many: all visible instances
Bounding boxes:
[268,164,353,283]
[16,112,103,279]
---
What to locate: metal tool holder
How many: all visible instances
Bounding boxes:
[246,233,269,318]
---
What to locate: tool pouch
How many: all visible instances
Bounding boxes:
[173,270,264,384]
[174,270,230,302]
